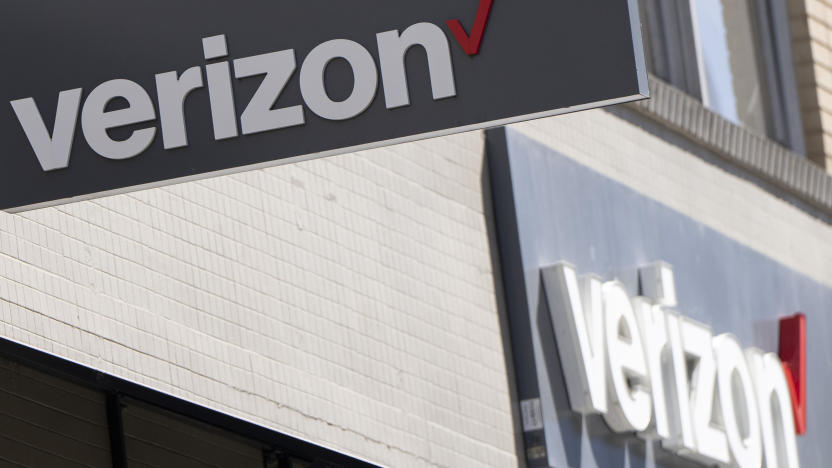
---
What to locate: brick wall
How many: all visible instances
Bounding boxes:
[0,108,831,468]
[790,0,832,169]
[0,131,518,468]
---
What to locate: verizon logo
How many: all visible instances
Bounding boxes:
[543,262,802,468]
[9,23,463,171]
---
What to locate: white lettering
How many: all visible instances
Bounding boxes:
[664,312,698,455]
[602,281,651,433]
[681,318,730,465]
[633,298,671,440]
[377,22,456,109]
[81,79,156,160]
[747,349,801,468]
[10,89,82,171]
[234,50,304,135]
[155,67,204,149]
[203,35,238,140]
[14,25,462,170]
[714,334,762,468]
[547,261,802,468]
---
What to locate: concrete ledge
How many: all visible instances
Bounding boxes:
[626,75,832,216]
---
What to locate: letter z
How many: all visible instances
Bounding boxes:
[233,50,304,135]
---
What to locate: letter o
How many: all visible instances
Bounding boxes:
[714,335,762,468]
[300,39,378,121]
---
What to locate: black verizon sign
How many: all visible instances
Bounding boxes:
[1,0,647,212]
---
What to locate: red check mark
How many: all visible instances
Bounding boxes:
[446,0,494,56]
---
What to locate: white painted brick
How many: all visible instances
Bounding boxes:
[0,102,826,468]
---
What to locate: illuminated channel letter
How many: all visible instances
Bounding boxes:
[747,349,801,468]
[602,281,651,433]
[713,334,762,468]
[81,79,157,160]
[681,319,729,465]
[541,263,607,414]
[300,39,378,121]
[377,22,457,109]
[663,312,697,454]
[638,262,677,307]
[633,298,671,440]
[543,261,803,467]
[10,88,83,171]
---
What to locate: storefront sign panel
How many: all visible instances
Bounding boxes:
[0,0,646,211]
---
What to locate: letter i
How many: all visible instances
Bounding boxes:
[202,35,238,140]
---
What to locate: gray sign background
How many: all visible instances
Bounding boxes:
[488,127,831,468]
[1,0,646,212]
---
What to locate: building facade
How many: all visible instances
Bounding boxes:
[0,1,830,467]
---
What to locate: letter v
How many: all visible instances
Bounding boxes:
[542,263,607,414]
[10,89,83,171]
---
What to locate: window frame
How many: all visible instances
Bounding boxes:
[753,0,807,155]
[0,337,376,468]
[639,0,702,99]
[639,0,806,155]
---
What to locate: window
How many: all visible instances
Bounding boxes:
[0,358,111,467]
[122,399,265,468]
[691,0,767,133]
[639,0,702,99]
[639,0,805,154]
[0,339,375,468]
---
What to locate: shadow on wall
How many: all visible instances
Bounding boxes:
[479,134,528,468]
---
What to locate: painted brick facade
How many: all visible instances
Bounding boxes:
[0,131,517,468]
[1,106,832,467]
[790,0,832,169]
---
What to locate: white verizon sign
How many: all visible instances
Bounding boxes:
[542,262,800,468]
